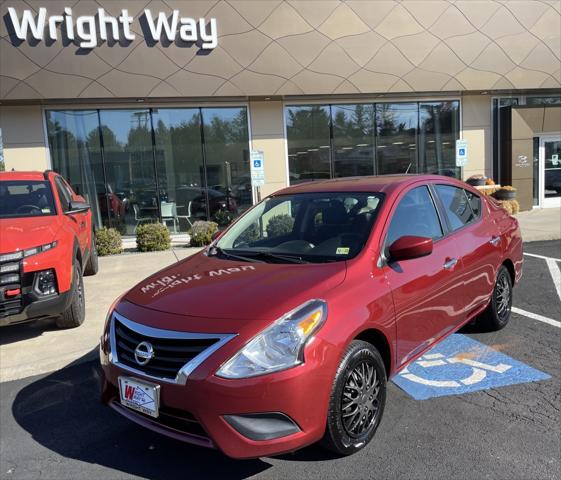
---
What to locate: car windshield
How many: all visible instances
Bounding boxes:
[0,180,57,218]
[214,192,384,263]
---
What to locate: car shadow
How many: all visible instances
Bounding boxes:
[0,317,58,346]
[11,350,271,479]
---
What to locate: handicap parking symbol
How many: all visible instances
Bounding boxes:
[253,160,262,168]
[393,334,550,400]
[459,148,466,156]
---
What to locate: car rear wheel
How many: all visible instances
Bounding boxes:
[84,232,99,276]
[479,265,512,331]
[321,340,386,456]
[56,263,85,329]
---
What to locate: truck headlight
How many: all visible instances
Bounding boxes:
[216,299,327,379]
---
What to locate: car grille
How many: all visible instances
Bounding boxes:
[0,256,23,317]
[112,314,232,382]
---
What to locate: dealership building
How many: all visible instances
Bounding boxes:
[1,0,560,233]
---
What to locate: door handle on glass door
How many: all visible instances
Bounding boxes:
[490,236,500,246]
[443,258,458,270]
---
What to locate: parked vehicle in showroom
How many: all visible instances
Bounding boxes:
[0,170,98,328]
[99,174,522,458]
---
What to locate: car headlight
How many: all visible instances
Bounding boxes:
[216,299,327,379]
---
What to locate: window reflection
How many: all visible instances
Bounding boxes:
[47,107,251,234]
[376,103,418,175]
[286,106,331,184]
[332,104,375,177]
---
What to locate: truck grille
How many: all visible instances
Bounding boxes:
[0,257,23,317]
[111,313,235,383]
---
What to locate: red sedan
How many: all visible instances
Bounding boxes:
[99,174,523,458]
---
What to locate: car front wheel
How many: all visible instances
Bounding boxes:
[56,262,85,329]
[321,340,386,455]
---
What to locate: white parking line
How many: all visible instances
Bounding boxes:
[546,258,561,302]
[512,307,561,328]
[524,252,561,262]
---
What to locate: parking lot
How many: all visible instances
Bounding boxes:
[0,241,559,480]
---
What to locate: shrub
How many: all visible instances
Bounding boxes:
[189,221,218,247]
[498,199,520,215]
[136,223,171,252]
[95,227,122,256]
[238,222,261,244]
[498,185,517,191]
[266,214,294,238]
[213,209,235,227]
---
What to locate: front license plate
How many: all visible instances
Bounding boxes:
[118,376,160,418]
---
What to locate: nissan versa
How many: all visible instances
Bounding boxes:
[99,175,523,458]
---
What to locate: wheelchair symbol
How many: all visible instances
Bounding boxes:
[400,353,512,388]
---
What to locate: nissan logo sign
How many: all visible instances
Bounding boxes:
[134,341,155,366]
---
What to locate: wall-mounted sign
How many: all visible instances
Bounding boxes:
[516,154,530,167]
[455,139,468,167]
[250,150,265,187]
[6,7,217,49]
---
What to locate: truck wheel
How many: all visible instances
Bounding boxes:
[320,340,386,456]
[84,232,99,276]
[56,262,85,329]
[478,265,512,331]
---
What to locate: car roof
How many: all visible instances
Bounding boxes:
[0,171,52,181]
[273,174,464,196]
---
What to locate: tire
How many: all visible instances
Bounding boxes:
[320,340,387,456]
[478,265,513,331]
[56,262,86,329]
[84,232,99,276]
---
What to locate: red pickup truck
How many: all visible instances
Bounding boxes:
[0,170,98,328]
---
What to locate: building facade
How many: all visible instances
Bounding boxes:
[1,0,560,233]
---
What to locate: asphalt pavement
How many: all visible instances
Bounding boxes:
[0,241,559,480]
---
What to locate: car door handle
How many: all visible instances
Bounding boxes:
[489,236,501,246]
[443,258,458,270]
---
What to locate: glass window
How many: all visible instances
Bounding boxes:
[419,101,460,177]
[202,108,251,220]
[54,177,72,212]
[464,189,481,218]
[216,192,383,262]
[286,105,331,184]
[386,186,443,246]
[46,110,105,228]
[331,104,375,178]
[99,109,156,235]
[376,103,418,175]
[435,184,475,230]
[533,137,539,206]
[525,96,561,105]
[152,108,205,231]
[0,180,56,218]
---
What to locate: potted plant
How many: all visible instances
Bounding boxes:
[493,185,517,200]
[466,175,486,186]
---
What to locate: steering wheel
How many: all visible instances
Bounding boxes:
[16,204,40,214]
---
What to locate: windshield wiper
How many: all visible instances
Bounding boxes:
[208,246,265,263]
[250,251,310,264]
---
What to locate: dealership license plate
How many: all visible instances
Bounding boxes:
[118,377,160,418]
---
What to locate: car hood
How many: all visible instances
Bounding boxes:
[0,216,60,253]
[123,252,347,322]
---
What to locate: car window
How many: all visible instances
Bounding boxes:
[0,180,57,218]
[54,178,72,212]
[464,189,481,218]
[386,186,443,247]
[435,184,476,231]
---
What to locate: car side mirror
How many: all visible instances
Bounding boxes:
[67,200,91,214]
[388,235,433,262]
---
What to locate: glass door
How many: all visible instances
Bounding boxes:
[540,135,561,208]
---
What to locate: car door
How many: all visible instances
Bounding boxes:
[433,184,502,318]
[54,177,87,252]
[382,185,466,368]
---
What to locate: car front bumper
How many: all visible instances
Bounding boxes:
[99,336,337,459]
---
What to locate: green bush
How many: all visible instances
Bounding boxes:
[95,227,122,256]
[266,214,294,238]
[189,221,218,247]
[136,223,171,252]
[238,222,261,244]
[213,209,235,227]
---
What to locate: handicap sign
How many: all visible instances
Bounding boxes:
[250,150,265,187]
[393,334,550,400]
[455,139,468,167]
[253,159,262,168]
[459,148,465,156]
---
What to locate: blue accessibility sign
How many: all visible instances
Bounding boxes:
[393,334,550,400]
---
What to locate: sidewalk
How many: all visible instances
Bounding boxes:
[516,208,561,242]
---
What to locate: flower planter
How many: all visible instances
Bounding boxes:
[466,177,486,186]
[493,189,517,200]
